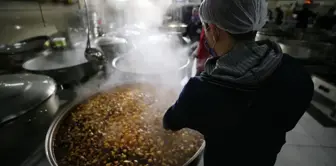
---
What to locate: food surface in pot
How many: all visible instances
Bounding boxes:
[54,84,203,166]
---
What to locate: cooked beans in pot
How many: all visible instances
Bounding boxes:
[54,84,203,166]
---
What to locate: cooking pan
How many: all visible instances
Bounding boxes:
[22,47,102,85]
[45,83,205,166]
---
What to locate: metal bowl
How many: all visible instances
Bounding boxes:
[45,84,205,166]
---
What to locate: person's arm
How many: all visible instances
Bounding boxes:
[163,79,198,131]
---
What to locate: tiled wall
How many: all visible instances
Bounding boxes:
[0,1,81,43]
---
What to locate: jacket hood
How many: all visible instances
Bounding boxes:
[204,40,283,85]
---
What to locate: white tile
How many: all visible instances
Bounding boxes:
[275,145,336,166]
[299,113,336,147]
[40,2,79,11]
[322,148,336,162]
[0,2,39,10]
[0,11,42,25]
[286,123,319,146]
[0,24,57,44]
[42,10,79,31]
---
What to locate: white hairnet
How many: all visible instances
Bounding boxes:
[199,0,268,34]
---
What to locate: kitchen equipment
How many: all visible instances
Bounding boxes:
[22,47,102,85]
[22,0,107,86]
[82,0,106,65]
[0,73,59,166]
[110,27,189,47]
[45,83,205,166]
[311,75,336,123]
[94,36,129,62]
[51,37,67,49]
[161,21,188,34]
[255,28,292,41]
[277,40,335,61]
[0,36,50,71]
[112,55,190,85]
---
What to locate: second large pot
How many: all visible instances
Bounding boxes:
[111,55,190,86]
[22,48,101,85]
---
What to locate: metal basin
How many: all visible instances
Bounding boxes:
[278,40,335,60]
[94,36,130,62]
[112,55,190,85]
[45,83,205,166]
[255,28,292,41]
[22,48,101,85]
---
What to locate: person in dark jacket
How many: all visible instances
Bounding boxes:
[295,5,316,30]
[275,7,284,25]
[163,0,314,166]
[184,7,202,42]
[316,7,336,30]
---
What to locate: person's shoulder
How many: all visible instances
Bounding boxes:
[273,53,313,90]
[279,54,308,73]
[183,76,230,94]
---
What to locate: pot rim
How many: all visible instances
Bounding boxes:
[112,55,190,75]
[45,84,205,166]
[277,40,334,47]
[22,50,93,72]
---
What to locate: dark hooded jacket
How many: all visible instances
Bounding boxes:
[163,40,314,166]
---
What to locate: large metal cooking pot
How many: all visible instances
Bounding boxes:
[161,21,188,34]
[255,28,292,41]
[22,45,102,85]
[277,40,335,60]
[0,36,50,71]
[94,36,130,62]
[0,74,59,165]
[112,55,190,85]
[109,24,190,46]
[45,83,205,166]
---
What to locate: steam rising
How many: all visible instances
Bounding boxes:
[77,0,191,97]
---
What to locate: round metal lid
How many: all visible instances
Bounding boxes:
[0,74,56,124]
[22,48,88,71]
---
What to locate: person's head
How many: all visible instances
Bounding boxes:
[192,7,199,16]
[303,4,309,11]
[199,0,267,57]
[327,7,335,16]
